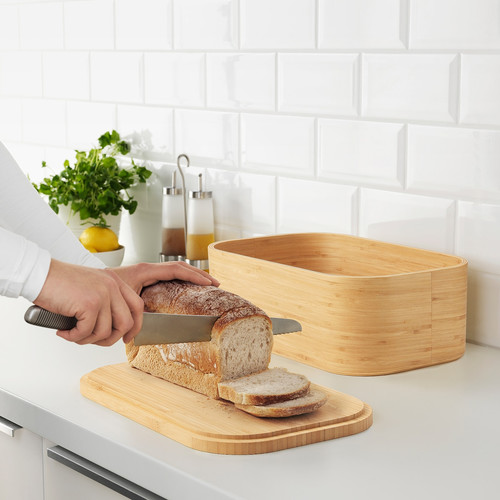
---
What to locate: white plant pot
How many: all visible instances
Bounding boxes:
[124,173,163,263]
[57,204,122,240]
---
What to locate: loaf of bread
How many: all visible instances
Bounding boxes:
[126,280,328,418]
[126,280,273,399]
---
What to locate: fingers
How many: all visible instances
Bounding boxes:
[112,261,220,292]
[165,261,220,286]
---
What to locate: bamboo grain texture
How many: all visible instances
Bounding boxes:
[208,233,468,376]
[80,363,372,455]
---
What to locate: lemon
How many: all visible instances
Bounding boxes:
[79,226,119,253]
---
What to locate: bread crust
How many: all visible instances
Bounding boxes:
[126,280,273,399]
[235,389,328,418]
[217,368,311,405]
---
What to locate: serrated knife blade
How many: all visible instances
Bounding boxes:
[24,306,302,345]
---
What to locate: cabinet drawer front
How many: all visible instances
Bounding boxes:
[47,446,165,500]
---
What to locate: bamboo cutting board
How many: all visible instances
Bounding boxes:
[80,363,372,455]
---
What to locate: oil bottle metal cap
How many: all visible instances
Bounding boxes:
[163,171,183,196]
[189,173,212,199]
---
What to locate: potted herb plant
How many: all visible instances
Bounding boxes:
[33,130,152,238]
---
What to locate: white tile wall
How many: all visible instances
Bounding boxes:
[318,119,404,188]
[407,125,500,201]
[22,99,66,147]
[278,54,359,115]
[241,114,315,175]
[240,0,315,49]
[277,178,357,234]
[173,0,238,50]
[144,52,205,107]
[64,0,114,50]
[409,0,500,49]
[90,52,143,103]
[175,109,238,168]
[1,0,500,348]
[460,55,500,126]
[0,98,21,142]
[19,2,63,50]
[43,52,90,100]
[359,189,456,253]
[318,0,405,49]
[207,53,275,111]
[117,105,174,161]
[0,5,19,50]
[0,52,42,97]
[115,0,172,50]
[362,54,459,122]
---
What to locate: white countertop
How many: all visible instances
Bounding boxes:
[1,295,499,500]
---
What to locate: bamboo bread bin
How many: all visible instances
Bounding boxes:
[208,233,468,376]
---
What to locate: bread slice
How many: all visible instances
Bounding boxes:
[235,388,327,418]
[126,280,273,399]
[217,368,310,405]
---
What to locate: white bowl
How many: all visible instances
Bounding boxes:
[94,245,125,267]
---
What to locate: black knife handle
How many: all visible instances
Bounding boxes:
[24,306,77,330]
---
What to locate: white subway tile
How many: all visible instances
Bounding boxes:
[466,270,500,348]
[174,109,238,168]
[278,178,357,234]
[173,0,237,49]
[0,98,22,142]
[460,55,500,126]
[207,53,275,111]
[67,101,116,150]
[208,170,276,233]
[43,146,76,176]
[144,53,205,107]
[64,0,114,50]
[19,2,63,49]
[456,201,500,274]
[318,0,405,49]
[410,0,500,49]
[206,169,240,227]
[4,143,45,181]
[43,52,89,100]
[278,54,359,116]
[115,0,172,50]
[241,0,315,49]
[318,119,404,188]
[408,125,500,201]
[0,52,42,97]
[241,114,315,175]
[359,189,455,253]
[91,52,143,104]
[117,105,174,161]
[22,99,66,147]
[0,5,19,49]
[362,54,458,122]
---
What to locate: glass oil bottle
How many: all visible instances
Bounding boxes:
[186,173,214,271]
[160,171,186,262]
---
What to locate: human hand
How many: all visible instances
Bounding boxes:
[111,260,220,296]
[34,259,143,346]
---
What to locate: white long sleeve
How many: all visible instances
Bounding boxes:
[0,141,105,301]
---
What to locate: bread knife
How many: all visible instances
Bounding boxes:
[24,305,302,345]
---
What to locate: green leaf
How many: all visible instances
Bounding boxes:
[31,130,152,224]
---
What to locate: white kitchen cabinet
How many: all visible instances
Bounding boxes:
[43,439,165,500]
[0,416,44,500]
